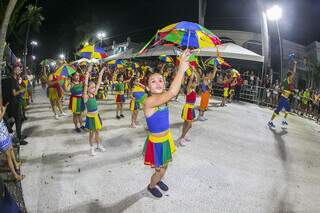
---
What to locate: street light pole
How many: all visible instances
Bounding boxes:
[266,4,283,81]
[275,20,283,81]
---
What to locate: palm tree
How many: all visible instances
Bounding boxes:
[0,0,18,104]
[19,4,44,74]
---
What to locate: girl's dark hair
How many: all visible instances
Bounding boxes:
[117,73,123,81]
[130,76,138,89]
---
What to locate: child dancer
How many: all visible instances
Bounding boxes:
[143,50,190,198]
[198,67,217,121]
[220,73,231,107]
[268,61,297,128]
[83,66,106,156]
[47,73,66,119]
[179,71,198,146]
[129,77,146,128]
[69,72,85,133]
[114,74,131,119]
[0,104,25,181]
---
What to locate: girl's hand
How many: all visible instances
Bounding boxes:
[179,50,191,72]
[0,103,9,114]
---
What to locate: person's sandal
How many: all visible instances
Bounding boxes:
[147,185,162,198]
[15,174,25,181]
[157,181,169,191]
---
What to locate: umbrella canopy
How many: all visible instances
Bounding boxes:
[205,56,231,69]
[157,21,221,48]
[79,45,108,59]
[108,59,127,69]
[80,61,90,66]
[175,53,199,76]
[54,64,77,77]
[131,62,140,70]
[40,59,54,66]
[108,59,127,65]
[175,53,199,68]
[159,54,174,63]
[229,68,240,78]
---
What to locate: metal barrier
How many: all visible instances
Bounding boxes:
[211,83,260,103]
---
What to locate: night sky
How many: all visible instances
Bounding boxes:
[31,0,320,59]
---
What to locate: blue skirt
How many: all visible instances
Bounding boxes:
[0,136,12,152]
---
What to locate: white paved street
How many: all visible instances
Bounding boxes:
[20,87,320,213]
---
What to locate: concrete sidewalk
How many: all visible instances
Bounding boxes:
[20,87,320,213]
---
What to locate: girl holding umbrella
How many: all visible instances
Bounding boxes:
[143,50,190,198]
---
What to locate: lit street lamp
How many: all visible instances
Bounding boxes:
[59,54,65,60]
[96,31,106,47]
[31,55,36,60]
[266,5,283,81]
[30,40,38,46]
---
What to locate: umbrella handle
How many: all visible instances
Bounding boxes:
[186,30,191,49]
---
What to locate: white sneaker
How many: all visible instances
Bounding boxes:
[90,147,96,156]
[54,114,59,120]
[198,116,206,121]
[97,145,106,152]
[179,138,187,147]
[61,112,67,116]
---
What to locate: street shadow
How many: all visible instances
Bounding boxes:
[21,125,41,137]
[209,102,221,108]
[29,127,74,137]
[22,150,89,164]
[54,150,142,175]
[25,115,56,123]
[26,104,52,110]
[269,127,289,162]
[267,127,294,213]
[59,189,147,213]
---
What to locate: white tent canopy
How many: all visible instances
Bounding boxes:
[193,42,264,62]
[137,46,180,58]
[106,42,264,63]
[105,48,135,61]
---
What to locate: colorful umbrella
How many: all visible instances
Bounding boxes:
[40,59,54,66]
[54,64,77,77]
[131,62,140,70]
[205,56,231,69]
[175,53,199,68]
[79,45,108,59]
[159,54,174,63]
[108,59,127,69]
[175,53,199,76]
[79,61,90,66]
[229,68,240,78]
[157,21,221,48]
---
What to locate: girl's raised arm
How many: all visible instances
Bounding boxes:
[144,50,191,109]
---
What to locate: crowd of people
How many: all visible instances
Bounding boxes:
[1,51,320,200]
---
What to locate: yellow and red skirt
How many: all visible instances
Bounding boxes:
[85,112,102,131]
[181,103,196,121]
[199,91,209,111]
[223,88,229,98]
[130,98,139,111]
[69,95,85,114]
[115,93,125,103]
[143,131,176,168]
